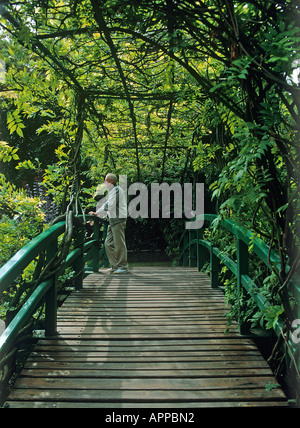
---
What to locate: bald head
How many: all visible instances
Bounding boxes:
[105,173,117,185]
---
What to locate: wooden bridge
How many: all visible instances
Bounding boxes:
[1,214,298,408]
[4,267,287,408]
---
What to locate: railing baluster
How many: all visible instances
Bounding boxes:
[236,237,249,334]
[92,219,100,273]
[45,238,58,336]
[188,230,197,267]
[183,233,189,267]
[73,219,84,290]
[210,244,219,289]
[196,228,203,271]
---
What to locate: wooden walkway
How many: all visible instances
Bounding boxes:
[5,267,287,408]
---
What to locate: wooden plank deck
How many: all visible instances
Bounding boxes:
[5,267,288,408]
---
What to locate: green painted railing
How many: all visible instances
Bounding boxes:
[180,215,300,403]
[180,214,300,401]
[0,214,106,401]
[179,214,299,337]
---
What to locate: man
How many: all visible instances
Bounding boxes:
[89,173,128,273]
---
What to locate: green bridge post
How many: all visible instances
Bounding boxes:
[45,238,58,336]
[237,237,249,334]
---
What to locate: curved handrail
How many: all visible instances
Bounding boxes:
[0,222,65,294]
[179,214,285,336]
[0,214,104,401]
[180,214,281,272]
[0,215,104,295]
[180,214,300,395]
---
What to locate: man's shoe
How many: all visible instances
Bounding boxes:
[107,267,117,272]
[113,268,128,274]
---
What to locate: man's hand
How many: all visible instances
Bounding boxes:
[88,211,97,216]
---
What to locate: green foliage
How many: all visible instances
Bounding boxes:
[7,110,25,138]
[0,173,45,267]
[251,305,285,331]
[262,22,300,70]
[42,144,72,206]
[0,141,19,162]
[265,382,280,392]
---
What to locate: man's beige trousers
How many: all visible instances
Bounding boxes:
[104,222,128,269]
